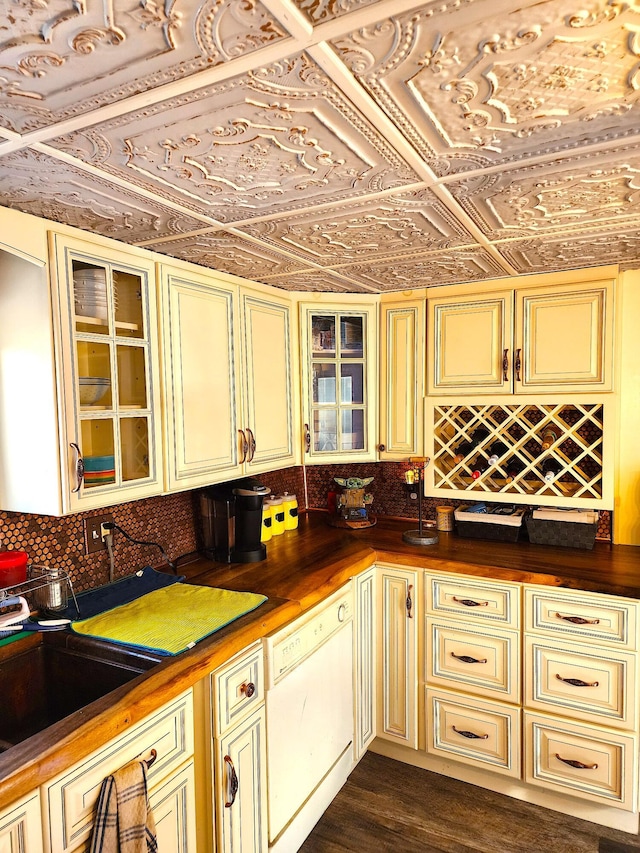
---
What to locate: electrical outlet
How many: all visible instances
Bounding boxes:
[83,514,114,555]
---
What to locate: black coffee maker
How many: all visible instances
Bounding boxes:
[200,478,270,563]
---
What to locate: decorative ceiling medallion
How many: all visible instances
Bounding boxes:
[142,230,317,279]
[448,145,640,237]
[0,0,288,131]
[333,0,640,172]
[331,246,507,289]
[0,148,207,240]
[495,219,640,272]
[240,187,474,262]
[50,53,418,221]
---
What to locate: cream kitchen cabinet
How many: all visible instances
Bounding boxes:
[378,296,425,460]
[377,564,419,749]
[300,301,378,463]
[159,264,297,491]
[0,790,44,853]
[0,230,163,515]
[427,267,615,396]
[354,566,377,759]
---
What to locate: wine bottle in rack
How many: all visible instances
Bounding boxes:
[505,458,524,483]
[471,454,488,480]
[487,441,508,465]
[541,457,562,482]
[453,440,474,463]
[540,428,558,451]
[470,427,490,446]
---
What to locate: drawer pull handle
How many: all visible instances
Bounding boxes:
[555,753,598,771]
[451,652,488,665]
[502,348,509,382]
[452,725,489,740]
[555,612,600,626]
[453,596,489,608]
[556,674,599,688]
[224,755,239,807]
[514,348,522,382]
[143,748,157,769]
[241,681,256,698]
[406,584,413,619]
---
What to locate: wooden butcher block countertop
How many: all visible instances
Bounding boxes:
[2,511,640,809]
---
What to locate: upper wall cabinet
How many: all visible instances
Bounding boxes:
[300,302,377,464]
[428,269,616,396]
[0,230,163,515]
[159,265,297,492]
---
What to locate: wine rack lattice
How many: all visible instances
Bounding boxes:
[427,401,611,508]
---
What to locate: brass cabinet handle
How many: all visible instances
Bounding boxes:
[556,674,599,688]
[452,596,489,608]
[246,427,256,462]
[304,423,311,453]
[143,748,157,769]
[453,725,489,740]
[406,584,413,619]
[238,430,248,463]
[224,755,239,807]
[502,348,509,382]
[451,651,488,664]
[555,612,600,626]
[514,348,522,382]
[555,753,598,770]
[70,442,85,493]
[241,681,256,698]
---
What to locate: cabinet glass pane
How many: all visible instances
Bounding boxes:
[313,410,337,452]
[80,419,115,488]
[114,271,144,340]
[313,363,336,404]
[312,316,336,357]
[76,341,112,409]
[116,345,147,409]
[340,364,363,404]
[341,409,365,451]
[340,317,363,357]
[73,261,110,335]
[120,417,150,481]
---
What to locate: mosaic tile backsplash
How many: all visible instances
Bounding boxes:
[0,462,611,596]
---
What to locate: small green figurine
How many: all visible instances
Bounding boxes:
[333,476,374,489]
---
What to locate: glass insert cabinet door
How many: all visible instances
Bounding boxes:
[52,235,162,508]
[303,307,375,461]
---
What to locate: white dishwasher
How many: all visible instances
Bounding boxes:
[264,581,354,852]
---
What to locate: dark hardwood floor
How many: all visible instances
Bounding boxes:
[299,753,640,853]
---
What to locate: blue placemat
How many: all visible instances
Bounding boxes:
[61,566,184,621]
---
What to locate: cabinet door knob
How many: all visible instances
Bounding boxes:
[378,444,386,452]
[224,755,239,807]
[241,681,256,698]
[70,443,85,493]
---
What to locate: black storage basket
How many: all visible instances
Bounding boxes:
[455,519,523,543]
[525,516,597,550]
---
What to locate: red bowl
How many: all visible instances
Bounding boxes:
[0,551,28,587]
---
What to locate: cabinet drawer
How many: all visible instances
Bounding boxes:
[42,690,194,853]
[426,687,520,778]
[525,712,638,810]
[525,586,639,650]
[427,573,520,628]
[426,619,520,703]
[525,636,637,730]
[212,641,264,737]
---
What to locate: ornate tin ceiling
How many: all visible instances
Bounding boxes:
[1,0,639,292]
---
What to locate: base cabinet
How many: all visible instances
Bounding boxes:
[0,791,44,853]
[354,566,376,759]
[149,761,197,852]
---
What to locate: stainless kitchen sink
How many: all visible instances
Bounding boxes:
[0,630,163,751]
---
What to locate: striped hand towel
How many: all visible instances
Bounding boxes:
[89,758,157,853]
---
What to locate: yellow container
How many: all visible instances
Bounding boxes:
[260,503,273,543]
[282,492,299,530]
[268,497,285,536]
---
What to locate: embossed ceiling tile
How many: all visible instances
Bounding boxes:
[333,247,507,290]
[143,230,317,279]
[290,0,380,25]
[239,186,474,263]
[265,268,375,292]
[49,53,419,221]
[0,0,289,132]
[494,220,640,273]
[446,145,640,239]
[332,0,640,175]
[0,148,207,241]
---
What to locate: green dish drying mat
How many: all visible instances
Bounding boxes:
[71,584,267,656]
